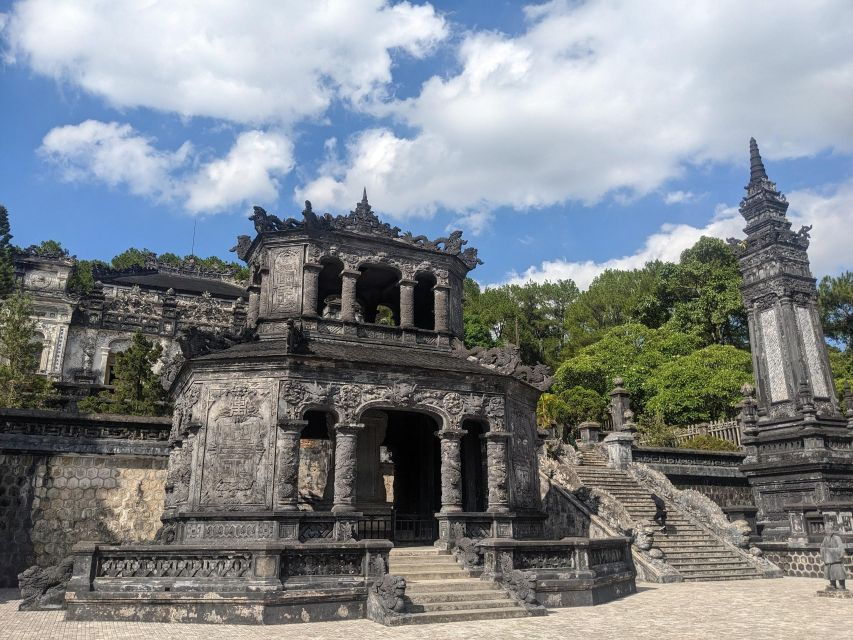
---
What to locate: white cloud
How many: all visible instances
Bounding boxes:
[502,180,853,289]
[664,190,696,205]
[39,120,190,201]
[184,131,293,213]
[4,0,447,125]
[447,210,494,236]
[300,0,853,217]
[39,121,293,213]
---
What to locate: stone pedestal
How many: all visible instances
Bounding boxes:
[603,432,634,471]
[608,378,632,432]
[579,421,602,444]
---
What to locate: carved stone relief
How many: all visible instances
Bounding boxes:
[270,247,303,313]
[759,308,788,403]
[795,306,830,398]
[200,384,273,509]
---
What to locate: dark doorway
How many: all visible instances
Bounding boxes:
[382,410,440,543]
[461,419,487,512]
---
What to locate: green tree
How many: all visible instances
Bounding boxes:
[20,239,69,258]
[651,238,748,348]
[67,259,110,295]
[111,247,153,270]
[0,205,15,295]
[680,434,740,452]
[644,344,752,425]
[819,272,853,351]
[0,293,55,408]
[79,332,168,416]
[553,323,699,411]
[563,265,662,355]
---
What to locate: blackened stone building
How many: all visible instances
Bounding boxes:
[733,139,853,544]
[63,195,635,625]
[14,250,247,404]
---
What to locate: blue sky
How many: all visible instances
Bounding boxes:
[1,0,852,287]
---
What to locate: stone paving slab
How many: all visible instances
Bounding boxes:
[2,578,851,640]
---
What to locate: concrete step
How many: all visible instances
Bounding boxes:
[406,579,502,594]
[667,560,753,570]
[408,590,512,604]
[663,551,741,559]
[392,607,531,625]
[397,569,469,580]
[390,555,459,567]
[682,574,761,582]
[391,547,444,557]
[410,598,519,613]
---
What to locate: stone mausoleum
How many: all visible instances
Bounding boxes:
[62,193,635,624]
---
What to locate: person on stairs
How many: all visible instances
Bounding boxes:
[651,494,667,532]
[820,521,848,591]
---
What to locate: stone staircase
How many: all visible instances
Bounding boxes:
[575,449,762,582]
[387,546,531,624]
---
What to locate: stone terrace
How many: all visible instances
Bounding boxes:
[2,578,849,640]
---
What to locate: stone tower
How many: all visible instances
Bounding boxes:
[738,138,837,419]
[735,139,853,541]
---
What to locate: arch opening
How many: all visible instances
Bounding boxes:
[413,272,436,330]
[356,264,401,326]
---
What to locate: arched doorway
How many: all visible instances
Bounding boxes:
[461,419,488,512]
[359,408,441,544]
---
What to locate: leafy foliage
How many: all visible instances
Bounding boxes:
[679,434,740,452]
[20,239,70,257]
[819,272,853,351]
[0,293,55,408]
[636,412,679,448]
[644,344,752,425]
[462,278,579,368]
[78,332,168,416]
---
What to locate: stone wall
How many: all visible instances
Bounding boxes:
[669,476,754,508]
[760,544,853,579]
[0,452,167,587]
[0,409,170,587]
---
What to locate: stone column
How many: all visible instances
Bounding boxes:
[399,279,417,328]
[437,428,465,513]
[433,284,449,332]
[332,423,363,512]
[301,263,323,317]
[276,419,307,510]
[609,377,632,431]
[483,431,510,513]
[603,431,634,471]
[340,270,360,322]
[247,285,261,328]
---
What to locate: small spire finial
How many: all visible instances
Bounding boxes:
[749,137,768,184]
[362,187,368,203]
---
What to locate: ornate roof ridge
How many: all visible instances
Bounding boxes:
[93,254,245,286]
[236,193,483,271]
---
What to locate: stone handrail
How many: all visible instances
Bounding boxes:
[626,462,782,577]
[539,452,682,583]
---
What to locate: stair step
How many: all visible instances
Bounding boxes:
[397,569,469,580]
[390,547,444,557]
[390,556,459,567]
[406,579,502,594]
[392,607,531,625]
[411,599,519,613]
[408,590,512,604]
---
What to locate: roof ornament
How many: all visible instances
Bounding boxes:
[749,137,769,185]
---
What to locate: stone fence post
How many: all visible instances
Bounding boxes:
[603,431,634,471]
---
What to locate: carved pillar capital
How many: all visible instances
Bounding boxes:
[340,270,361,322]
[332,422,364,512]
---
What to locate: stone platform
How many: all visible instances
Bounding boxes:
[4,578,851,639]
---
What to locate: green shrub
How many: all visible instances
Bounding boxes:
[679,434,739,452]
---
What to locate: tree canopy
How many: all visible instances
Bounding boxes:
[78,332,168,416]
[0,293,55,408]
[819,272,853,351]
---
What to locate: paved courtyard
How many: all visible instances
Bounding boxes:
[2,578,850,640]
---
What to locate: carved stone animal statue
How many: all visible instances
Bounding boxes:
[230,235,252,261]
[18,557,75,610]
